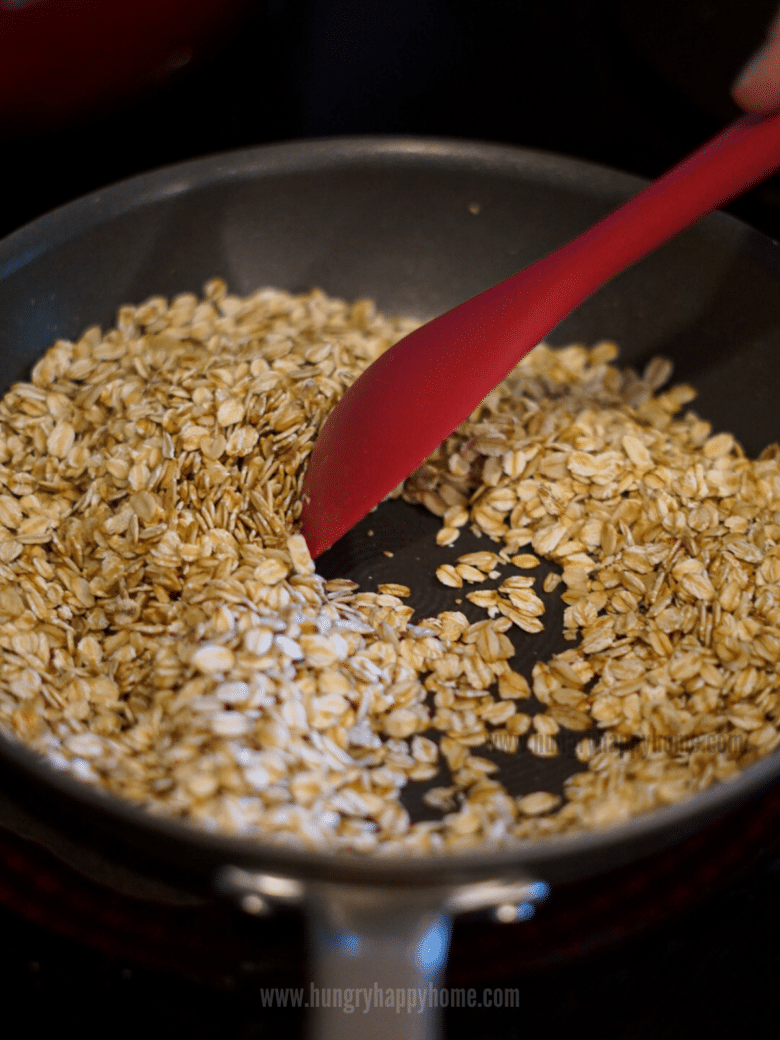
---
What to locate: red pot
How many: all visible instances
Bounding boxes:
[0,0,249,130]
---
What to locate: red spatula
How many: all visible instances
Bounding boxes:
[301,113,780,559]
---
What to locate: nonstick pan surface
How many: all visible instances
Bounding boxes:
[0,136,779,895]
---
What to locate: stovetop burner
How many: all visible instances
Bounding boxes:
[1,778,780,1040]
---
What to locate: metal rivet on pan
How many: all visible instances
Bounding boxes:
[216,865,305,913]
[239,893,271,916]
[493,902,535,924]
[447,877,549,918]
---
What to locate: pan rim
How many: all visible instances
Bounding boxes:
[0,133,709,283]
[1,720,777,884]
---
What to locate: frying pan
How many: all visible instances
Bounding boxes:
[1,137,780,1040]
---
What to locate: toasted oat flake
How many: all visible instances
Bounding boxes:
[436,527,460,546]
[377,583,411,598]
[216,399,246,427]
[436,564,462,588]
[543,572,563,594]
[456,551,499,572]
[191,645,236,674]
[517,791,560,815]
[511,553,541,569]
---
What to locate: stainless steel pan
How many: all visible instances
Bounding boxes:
[1,137,779,1039]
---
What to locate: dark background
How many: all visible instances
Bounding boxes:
[3,0,780,240]
[3,1,780,1038]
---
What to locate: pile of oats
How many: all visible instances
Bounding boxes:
[405,340,780,837]
[0,280,778,853]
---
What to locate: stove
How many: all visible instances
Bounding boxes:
[2,2,780,1038]
[1,777,779,1039]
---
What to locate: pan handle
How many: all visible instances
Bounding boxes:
[217,867,549,1040]
[306,882,451,1040]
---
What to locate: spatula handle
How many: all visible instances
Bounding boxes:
[534,111,780,309]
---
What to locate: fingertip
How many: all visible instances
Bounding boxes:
[732,69,780,114]
[732,13,780,114]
